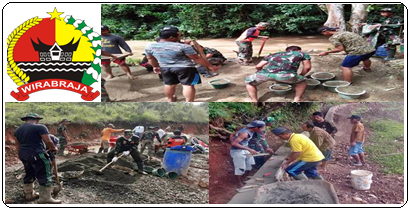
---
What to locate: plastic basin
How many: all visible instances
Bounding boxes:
[209,79,230,89]
[336,86,366,100]
[269,84,292,96]
[306,79,320,90]
[322,80,350,93]
[311,72,335,82]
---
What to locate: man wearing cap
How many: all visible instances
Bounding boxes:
[145,26,218,102]
[272,127,325,180]
[246,46,312,102]
[230,121,265,187]
[312,112,338,138]
[57,119,71,156]
[318,26,376,83]
[377,8,404,60]
[99,123,124,153]
[140,126,161,161]
[14,114,61,204]
[301,122,336,171]
[101,25,136,80]
[107,130,147,174]
[348,115,366,166]
[167,130,186,148]
[235,22,270,65]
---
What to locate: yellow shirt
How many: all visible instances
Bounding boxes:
[289,133,325,162]
[101,128,124,141]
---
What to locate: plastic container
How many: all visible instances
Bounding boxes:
[322,80,350,93]
[336,86,366,100]
[311,72,335,82]
[209,79,230,89]
[351,170,373,190]
[306,79,321,90]
[163,148,192,176]
[268,84,292,96]
[166,171,179,179]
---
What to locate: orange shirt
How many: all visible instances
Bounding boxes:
[236,27,260,42]
[351,122,365,143]
[101,128,124,141]
[167,136,185,148]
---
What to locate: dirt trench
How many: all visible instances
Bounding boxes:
[5,152,209,204]
[104,37,404,102]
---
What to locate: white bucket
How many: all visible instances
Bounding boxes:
[351,170,373,190]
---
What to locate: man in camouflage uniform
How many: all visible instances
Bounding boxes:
[107,129,147,174]
[245,46,312,102]
[318,27,375,83]
[196,45,226,78]
[377,8,404,60]
[57,119,71,156]
[248,117,275,168]
[236,22,270,65]
[140,126,161,160]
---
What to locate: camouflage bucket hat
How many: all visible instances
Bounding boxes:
[256,22,270,28]
[21,113,43,121]
[380,8,394,13]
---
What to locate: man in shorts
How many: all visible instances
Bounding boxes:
[301,121,336,171]
[318,26,376,83]
[101,25,136,80]
[245,46,312,102]
[145,26,218,102]
[230,121,265,187]
[348,115,366,166]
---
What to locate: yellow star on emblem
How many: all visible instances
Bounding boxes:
[47,8,64,21]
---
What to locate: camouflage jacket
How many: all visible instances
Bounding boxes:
[380,16,404,36]
[204,47,226,60]
[329,32,375,55]
[56,124,67,139]
[141,130,161,142]
[262,51,311,74]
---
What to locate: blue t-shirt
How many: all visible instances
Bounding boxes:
[14,123,49,156]
[145,42,198,67]
[231,128,254,151]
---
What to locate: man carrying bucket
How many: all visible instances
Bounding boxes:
[272,127,325,180]
[245,46,312,102]
[107,129,147,175]
[230,121,265,187]
[348,115,366,166]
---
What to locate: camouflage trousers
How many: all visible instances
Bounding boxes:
[246,69,306,86]
[236,41,253,61]
[140,140,154,157]
[208,57,226,65]
[58,137,67,155]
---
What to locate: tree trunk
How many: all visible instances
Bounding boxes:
[348,4,369,33]
[324,4,346,31]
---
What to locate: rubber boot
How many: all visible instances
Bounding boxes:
[37,186,61,204]
[312,175,324,180]
[23,183,39,201]
[292,173,308,180]
[384,49,396,61]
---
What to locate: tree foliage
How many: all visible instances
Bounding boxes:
[5,102,209,128]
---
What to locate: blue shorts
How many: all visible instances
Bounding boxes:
[323,149,332,161]
[341,52,375,68]
[349,142,364,155]
[285,160,322,178]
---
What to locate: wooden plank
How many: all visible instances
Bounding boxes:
[245,153,270,157]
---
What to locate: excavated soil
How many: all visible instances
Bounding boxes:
[5,152,209,204]
[103,37,404,102]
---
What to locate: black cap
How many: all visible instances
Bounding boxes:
[101,25,109,31]
[246,120,266,128]
[348,115,361,120]
[161,26,179,33]
[271,127,289,135]
[318,26,338,33]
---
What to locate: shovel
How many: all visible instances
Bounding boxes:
[97,153,125,175]
[257,38,268,58]
[50,152,62,196]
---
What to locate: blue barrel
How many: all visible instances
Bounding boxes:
[163,148,192,176]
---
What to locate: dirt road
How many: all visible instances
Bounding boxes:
[103,37,404,102]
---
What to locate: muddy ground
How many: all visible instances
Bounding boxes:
[5,150,209,204]
[209,102,404,204]
[103,37,404,102]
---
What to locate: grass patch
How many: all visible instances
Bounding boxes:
[366,120,404,174]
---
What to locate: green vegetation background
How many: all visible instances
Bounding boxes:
[102,4,404,40]
[5,102,209,128]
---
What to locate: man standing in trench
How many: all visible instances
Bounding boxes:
[230,121,265,187]
[272,127,324,180]
[145,26,218,102]
[14,113,61,204]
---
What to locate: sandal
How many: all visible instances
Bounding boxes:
[361,67,372,72]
